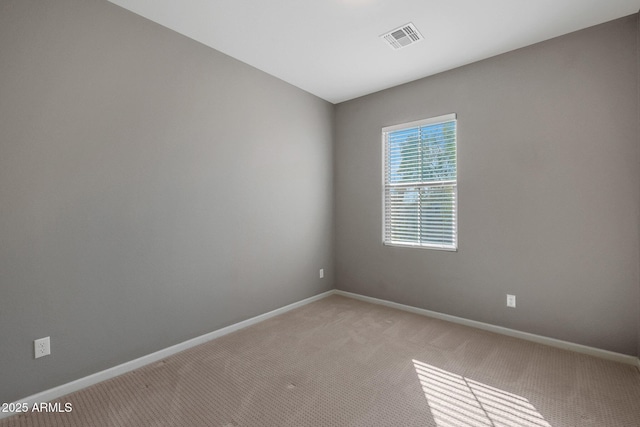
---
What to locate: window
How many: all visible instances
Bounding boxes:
[382,113,457,250]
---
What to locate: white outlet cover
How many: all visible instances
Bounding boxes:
[34,336,51,359]
[506,294,516,308]
[319,269,324,279]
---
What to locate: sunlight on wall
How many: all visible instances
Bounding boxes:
[413,359,551,427]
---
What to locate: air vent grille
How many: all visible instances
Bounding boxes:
[381,23,423,50]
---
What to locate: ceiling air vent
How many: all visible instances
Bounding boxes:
[380,23,423,50]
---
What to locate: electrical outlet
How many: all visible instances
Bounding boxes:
[506,294,516,308]
[319,268,324,279]
[34,337,50,359]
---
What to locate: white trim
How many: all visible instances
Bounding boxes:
[1,290,335,420]
[383,241,458,252]
[382,113,456,133]
[381,113,458,252]
[381,129,387,246]
[4,288,638,420]
[334,290,640,367]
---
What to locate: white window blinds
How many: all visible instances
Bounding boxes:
[383,114,457,250]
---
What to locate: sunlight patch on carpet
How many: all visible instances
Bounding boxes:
[413,359,551,427]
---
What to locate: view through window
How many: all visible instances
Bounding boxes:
[383,114,457,250]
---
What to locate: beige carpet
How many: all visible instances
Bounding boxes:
[3,295,640,426]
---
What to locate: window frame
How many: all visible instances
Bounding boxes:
[381,113,458,251]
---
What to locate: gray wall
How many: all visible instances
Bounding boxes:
[1,0,638,406]
[0,0,334,403]
[335,16,639,355]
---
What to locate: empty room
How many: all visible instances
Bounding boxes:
[1,0,640,426]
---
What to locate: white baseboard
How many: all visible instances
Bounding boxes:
[1,290,335,420]
[4,288,638,420]
[334,289,640,367]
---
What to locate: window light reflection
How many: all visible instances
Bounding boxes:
[413,359,551,427]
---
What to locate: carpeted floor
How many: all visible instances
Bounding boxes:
[2,295,640,426]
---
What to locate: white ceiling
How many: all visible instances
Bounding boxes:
[108,0,640,104]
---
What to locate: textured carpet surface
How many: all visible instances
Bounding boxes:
[3,295,640,426]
